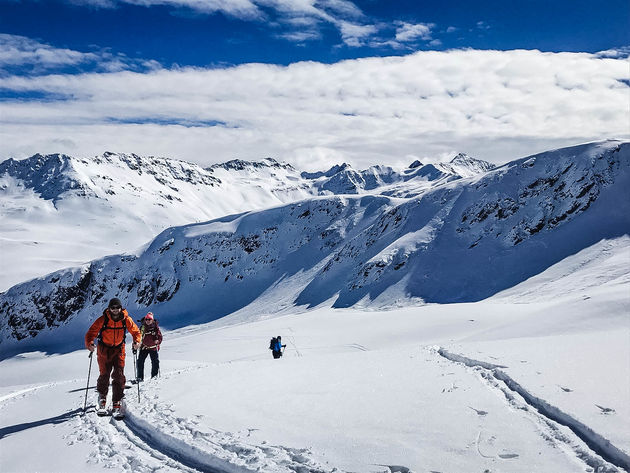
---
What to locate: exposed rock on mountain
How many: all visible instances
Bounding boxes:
[0,150,493,290]
[1,140,627,356]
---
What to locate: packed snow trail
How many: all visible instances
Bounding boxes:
[437,348,629,472]
[2,291,628,472]
[111,411,245,473]
[75,377,338,473]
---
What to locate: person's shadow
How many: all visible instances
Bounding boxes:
[0,408,88,439]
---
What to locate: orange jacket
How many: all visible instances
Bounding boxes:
[85,309,141,348]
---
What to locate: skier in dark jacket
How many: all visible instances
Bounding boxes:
[136,312,163,381]
[269,335,286,359]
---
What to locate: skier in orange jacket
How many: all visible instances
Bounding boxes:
[85,298,141,412]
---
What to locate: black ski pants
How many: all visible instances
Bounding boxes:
[137,348,159,380]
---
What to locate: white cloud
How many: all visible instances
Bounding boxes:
[596,47,630,58]
[277,29,322,43]
[0,49,627,170]
[73,0,263,18]
[337,21,378,47]
[0,34,97,69]
[395,22,434,42]
[68,0,379,47]
[0,34,159,74]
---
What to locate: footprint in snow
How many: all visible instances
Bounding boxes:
[558,385,573,392]
[469,407,488,416]
[442,382,458,393]
[595,404,616,414]
[498,453,519,459]
[374,465,412,473]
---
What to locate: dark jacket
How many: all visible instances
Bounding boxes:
[140,319,163,351]
[271,338,285,352]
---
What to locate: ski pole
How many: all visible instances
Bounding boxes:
[83,351,94,412]
[133,348,140,402]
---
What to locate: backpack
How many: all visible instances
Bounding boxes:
[269,337,277,350]
[97,311,127,348]
[141,319,160,339]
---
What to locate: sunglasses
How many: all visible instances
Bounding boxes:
[110,306,122,310]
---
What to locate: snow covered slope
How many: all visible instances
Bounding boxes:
[0,263,628,472]
[1,140,627,356]
[0,142,628,473]
[0,152,492,291]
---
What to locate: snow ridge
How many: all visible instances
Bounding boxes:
[0,149,494,291]
[0,153,93,203]
[120,410,254,473]
[0,141,628,356]
[117,405,332,473]
[438,349,630,472]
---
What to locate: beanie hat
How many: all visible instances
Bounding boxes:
[145,312,154,320]
[108,298,122,309]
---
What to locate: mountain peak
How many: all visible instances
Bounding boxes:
[210,157,294,172]
[0,152,90,202]
[301,163,353,180]
[447,153,496,176]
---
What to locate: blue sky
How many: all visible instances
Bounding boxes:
[1,0,628,70]
[0,0,628,168]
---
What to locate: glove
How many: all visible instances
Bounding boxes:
[87,343,95,353]
[132,341,140,352]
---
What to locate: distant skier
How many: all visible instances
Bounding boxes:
[136,312,163,381]
[85,298,141,417]
[269,335,286,359]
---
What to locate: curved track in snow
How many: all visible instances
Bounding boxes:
[437,348,630,472]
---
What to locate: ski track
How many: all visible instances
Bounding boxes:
[110,401,336,473]
[67,371,337,473]
[0,367,334,473]
[345,343,368,352]
[114,410,245,473]
[0,378,77,404]
[436,348,630,472]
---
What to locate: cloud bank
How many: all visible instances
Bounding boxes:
[0,34,160,76]
[0,41,628,169]
[66,0,383,47]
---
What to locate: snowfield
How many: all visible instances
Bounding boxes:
[1,236,629,472]
[0,141,629,472]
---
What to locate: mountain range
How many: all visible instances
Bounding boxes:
[1,140,628,357]
[0,150,493,291]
